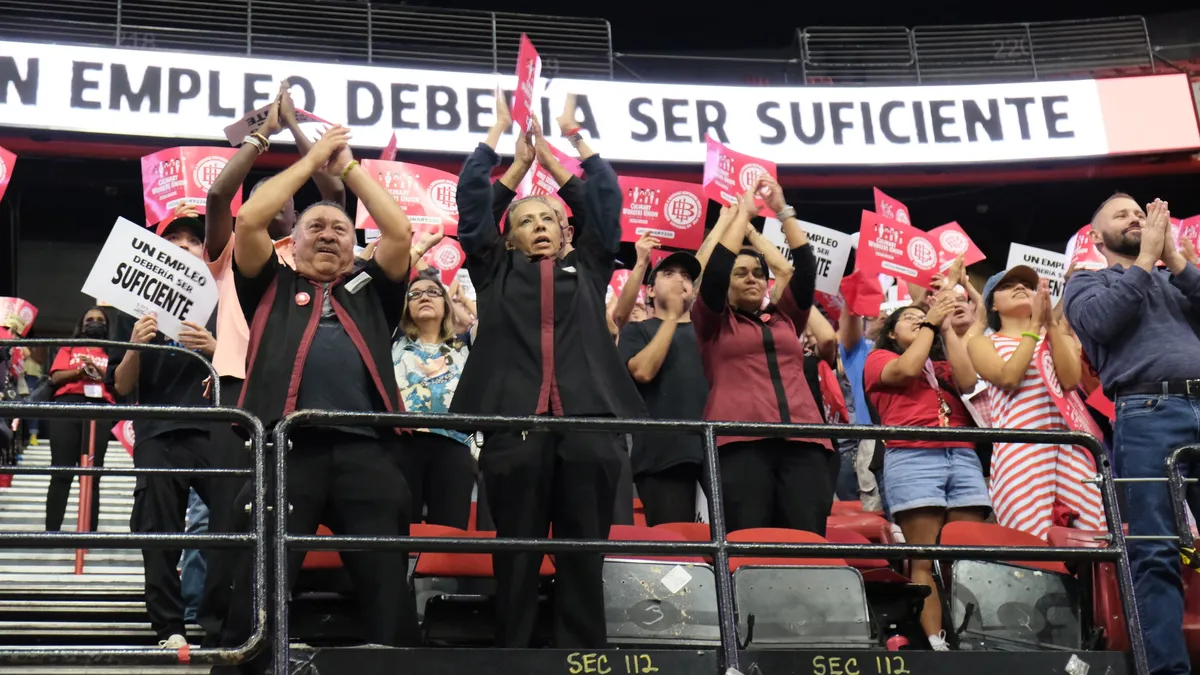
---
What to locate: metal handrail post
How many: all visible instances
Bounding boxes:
[73,420,97,574]
[273,428,290,670]
[0,401,267,668]
[1167,445,1200,549]
[701,425,739,672]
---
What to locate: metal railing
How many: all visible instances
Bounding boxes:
[0,0,613,77]
[0,1,1159,86]
[274,411,1148,675]
[0,338,265,667]
[1167,445,1200,550]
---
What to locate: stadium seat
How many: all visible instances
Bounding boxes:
[608,524,706,563]
[653,521,712,542]
[825,525,908,583]
[830,500,863,515]
[1046,527,1127,651]
[301,524,344,570]
[938,521,1069,574]
[632,497,647,527]
[413,527,556,578]
[727,528,848,569]
[828,512,889,542]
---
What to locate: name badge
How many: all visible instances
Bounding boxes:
[346,271,372,294]
[83,383,104,399]
[561,266,577,274]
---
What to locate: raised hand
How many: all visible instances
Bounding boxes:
[755,176,787,216]
[531,115,555,169]
[736,187,758,220]
[1182,237,1200,267]
[514,124,535,165]
[308,125,352,171]
[556,93,578,135]
[414,222,445,254]
[1139,198,1169,266]
[635,233,661,266]
[924,291,957,329]
[276,80,296,129]
[260,81,286,137]
[172,202,200,221]
[130,313,158,345]
[1031,278,1052,331]
[178,321,217,357]
[494,86,513,132]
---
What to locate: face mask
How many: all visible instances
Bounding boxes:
[82,321,107,339]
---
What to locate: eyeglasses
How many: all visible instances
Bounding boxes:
[407,288,443,300]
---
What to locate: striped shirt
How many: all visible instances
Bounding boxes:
[985,334,1104,539]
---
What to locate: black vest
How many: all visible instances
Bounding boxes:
[239,260,402,431]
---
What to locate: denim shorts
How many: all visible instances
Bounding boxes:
[882,447,991,515]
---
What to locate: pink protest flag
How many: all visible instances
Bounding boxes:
[511,34,542,135]
[420,235,466,286]
[702,136,777,217]
[0,145,15,205]
[1065,225,1107,271]
[112,421,135,457]
[140,147,243,225]
[0,297,37,335]
[873,188,911,225]
[1037,340,1105,439]
[355,159,460,236]
[380,132,398,162]
[617,176,707,250]
[855,210,940,288]
[929,221,986,270]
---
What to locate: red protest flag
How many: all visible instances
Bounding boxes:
[702,136,777,217]
[380,132,398,161]
[855,210,940,288]
[1065,224,1107,271]
[617,176,707,250]
[355,159,460,236]
[140,147,243,225]
[420,236,466,286]
[929,221,986,271]
[839,270,884,318]
[873,187,911,225]
[0,145,15,205]
[511,34,542,135]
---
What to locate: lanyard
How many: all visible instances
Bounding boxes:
[923,359,954,428]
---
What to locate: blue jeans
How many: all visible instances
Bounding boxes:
[179,489,209,623]
[1114,393,1199,675]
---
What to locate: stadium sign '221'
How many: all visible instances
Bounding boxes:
[1,40,1198,166]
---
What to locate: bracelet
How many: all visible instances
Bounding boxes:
[242,135,266,154]
[567,132,583,146]
[1021,331,1040,341]
[249,132,270,151]
[919,321,940,333]
[776,205,797,221]
[339,160,359,182]
[562,126,582,138]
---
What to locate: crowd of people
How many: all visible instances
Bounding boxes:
[1,79,1198,675]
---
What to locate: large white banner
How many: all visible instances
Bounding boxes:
[1,40,1198,166]
[762,218,854,295]
[81,217,218,340]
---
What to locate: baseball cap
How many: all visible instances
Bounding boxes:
[155,213,205,242]
[648,251,702,286]
[982,265,1040,331]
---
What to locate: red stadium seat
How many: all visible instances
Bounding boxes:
[608,524,705,563]
[301,524,344,570]
[727,528,847,570]
[827,513,889,542]
[652,521,711,542]
[830,500,864,515]
[824,525,908,583]
[413,527,556,578]
[939,521,1069,575]
[1046,527,1127,651]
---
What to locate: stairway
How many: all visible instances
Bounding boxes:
[0,439,209,673]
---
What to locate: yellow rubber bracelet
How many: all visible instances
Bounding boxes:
[340,160,359,182]
[1021,331,1040,341]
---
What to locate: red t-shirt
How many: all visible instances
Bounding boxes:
[50,347,114,403]
[862,349,974,449]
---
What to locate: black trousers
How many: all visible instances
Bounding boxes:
[218,432,419,673]
[720,439,834,535]
[397,431,476,529]
[198,377,250,646]
[480,429,622,648]
[130,429,212,641]
[635,462,703,527]
[612,439,635,526]
[46,394,107,532]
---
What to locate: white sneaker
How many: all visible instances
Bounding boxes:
[158,634,188,649]
[927,631,951,651]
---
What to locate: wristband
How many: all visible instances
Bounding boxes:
[249,132,270,151]
[1021,331,1040,341]
[563,126,582,138]
[919,321,939,333]
[776,205,797,221]
[242,135,266,154]
[340,160,359,182]
[567,132,583,147]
